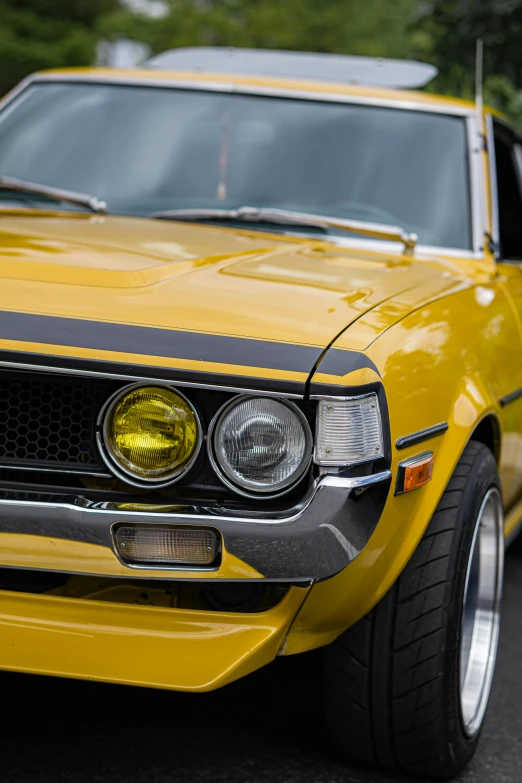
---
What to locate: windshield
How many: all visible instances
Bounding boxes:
[0,81,472,249]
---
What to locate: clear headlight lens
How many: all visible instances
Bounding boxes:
[211,397,312,495]
[314,394,384,465]
[104,385,200,482]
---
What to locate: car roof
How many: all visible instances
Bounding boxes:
[29,66,478,117]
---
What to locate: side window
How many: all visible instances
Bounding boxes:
[493,122,522,260]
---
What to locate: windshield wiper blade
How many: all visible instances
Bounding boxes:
[150,206,418,255]
[0,175,107,214]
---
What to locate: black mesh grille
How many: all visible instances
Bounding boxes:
[0,371,120,471]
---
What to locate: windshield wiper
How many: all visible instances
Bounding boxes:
[0,175,107,214]
[150,205,418,255]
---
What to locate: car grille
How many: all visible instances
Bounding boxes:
[0,370,120,473]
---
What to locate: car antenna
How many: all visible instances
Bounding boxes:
[475,38,484,128]
[475,38,495,255]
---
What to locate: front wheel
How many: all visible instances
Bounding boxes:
[323,441,504,779]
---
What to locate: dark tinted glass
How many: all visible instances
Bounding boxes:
[0,82,472,249]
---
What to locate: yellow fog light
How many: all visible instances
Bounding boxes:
[114,525,219,566]
[101,385,201,486]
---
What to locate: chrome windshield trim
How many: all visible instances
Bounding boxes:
[7,72,476,117]
[485,113,500,256]
[0,359,303,399]
[467,115,488,256]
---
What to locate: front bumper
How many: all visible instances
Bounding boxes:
[0,583,308,691]
[0,471,391,582]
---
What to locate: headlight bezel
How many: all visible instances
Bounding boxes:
[207,394,314,499]
[96,382,203,489]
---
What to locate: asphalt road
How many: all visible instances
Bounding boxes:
[1,549,522,783]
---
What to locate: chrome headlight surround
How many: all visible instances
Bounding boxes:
[208,395,313,499]
[96,382,203,489]
[313,393,384,467]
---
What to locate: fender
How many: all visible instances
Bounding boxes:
[284,283,516,654]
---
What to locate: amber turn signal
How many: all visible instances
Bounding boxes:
[396,452,434,495]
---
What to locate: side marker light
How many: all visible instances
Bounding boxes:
[396,452,434,495]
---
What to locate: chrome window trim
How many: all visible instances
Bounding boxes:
[486,113,500,256]
[96,381,204,489]
[0,359,303,399]
[0,73,483,258]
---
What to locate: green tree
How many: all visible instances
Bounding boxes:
[101,0,418,59]
[416,0,522,124]
[0,0,120,96]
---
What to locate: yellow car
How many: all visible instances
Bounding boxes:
[0,46,519,778]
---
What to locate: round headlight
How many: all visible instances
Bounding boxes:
[101,385,201,485]
[210,396,312,497]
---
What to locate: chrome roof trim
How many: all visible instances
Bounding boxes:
[16,71,476,117]
[0,359,303,399]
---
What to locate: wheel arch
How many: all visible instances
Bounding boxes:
[282,375,504,655]
[469,413,501,463]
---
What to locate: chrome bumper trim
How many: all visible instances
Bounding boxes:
[0,471,391,581]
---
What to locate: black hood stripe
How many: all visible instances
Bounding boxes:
[0,310,378,377]
[315,348,379,377]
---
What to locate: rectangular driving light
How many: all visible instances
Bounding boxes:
[114,525,219,566]
[314,394,384,466]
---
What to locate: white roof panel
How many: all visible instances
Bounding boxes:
[146,47,438,89]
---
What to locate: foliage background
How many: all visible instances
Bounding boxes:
[1,0,522,126]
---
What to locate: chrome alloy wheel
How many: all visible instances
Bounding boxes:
[459,487,504,738]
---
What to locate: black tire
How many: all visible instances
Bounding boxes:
[323,441,503,779]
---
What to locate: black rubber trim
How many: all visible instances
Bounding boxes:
[0,350,306,395]
[500,387,522,407]
[0,310,376,378]
[395,422,448,450]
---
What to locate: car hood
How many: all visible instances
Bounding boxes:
[0,213,468,387]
